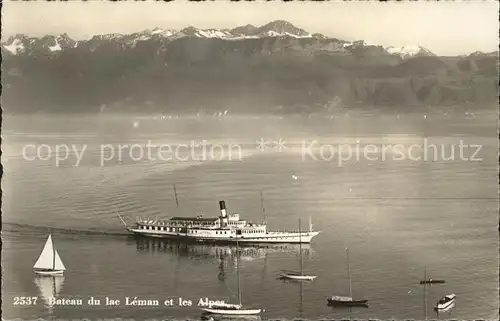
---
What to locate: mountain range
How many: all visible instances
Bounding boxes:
[2,20,498,114]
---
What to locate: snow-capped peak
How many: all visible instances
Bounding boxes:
[176,27,231,39]
[343,40,379,48]
[150,28,176,37]
[2,33,81,55]
[196,28,233,39]
[262,30,312,39]
[151,27,165,35]
[4,38,25,54]
[48,38,61,52]
[93,33,124,41]
[385,45,435,58]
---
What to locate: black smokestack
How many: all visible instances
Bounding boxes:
[219,201,227,218]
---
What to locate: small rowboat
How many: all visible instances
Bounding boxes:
[201,303,263,315]
[279,270,317,281]
[420,279,446,284]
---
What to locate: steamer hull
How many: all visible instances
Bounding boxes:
[127,227,319,244]
[120,200,320,244]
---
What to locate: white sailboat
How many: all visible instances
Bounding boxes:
[279,218,317,281]
[33,234,66,275]
[201,236,263,315]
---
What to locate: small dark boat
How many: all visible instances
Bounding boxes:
[420,279,446,284]
[419,268,445,284]
[327,296,369,307]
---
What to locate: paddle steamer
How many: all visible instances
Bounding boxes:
[118,201,320,244]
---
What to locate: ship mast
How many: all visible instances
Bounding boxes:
[346,247,352,298]
[260,190,266,223]
[173,184,179,207]
[299,219,303,276]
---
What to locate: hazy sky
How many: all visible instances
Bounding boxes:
[2,0,498,55]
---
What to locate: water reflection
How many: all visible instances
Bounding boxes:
[299,281,304,318]
[201,313,262,321]
[423,282,428,320]
[435,302,456,318]
[133,237,313,287]
[276,276,310,317]
[34,275,65,314]
[132,237,312,261]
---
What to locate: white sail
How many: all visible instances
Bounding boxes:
[54,249,66,271]
[33,234,65,270]
[34,235,54,270]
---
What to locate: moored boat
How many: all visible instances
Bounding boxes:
[420,279,446,284]
[201,305,262,315]
[435,293,456,310]
[420,268,446,284]
[327,295,368,306]
[327,247,368,307]
[279,270,317,281]
[279,218,317,281]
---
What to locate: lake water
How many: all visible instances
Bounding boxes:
[2,112,498,320]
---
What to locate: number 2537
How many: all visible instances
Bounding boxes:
[13,297,38,305]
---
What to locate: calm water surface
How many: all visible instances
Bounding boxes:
[2,113,498,320]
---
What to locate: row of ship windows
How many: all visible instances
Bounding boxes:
[139,225,265,235]
[140,226,179,232]
[140,226,229,234]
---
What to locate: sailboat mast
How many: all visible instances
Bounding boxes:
[346,247,352,297]
[260,190,266,223]
[173,184,179,207]
[236,236,241,305]
[299,219,303,275]
[52,235,56,270]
